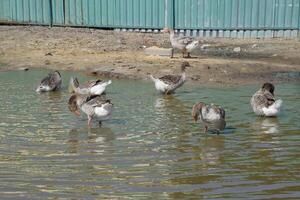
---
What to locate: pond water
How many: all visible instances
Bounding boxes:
[0,69,299,199]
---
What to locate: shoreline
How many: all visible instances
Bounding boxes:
[0,25,299,86]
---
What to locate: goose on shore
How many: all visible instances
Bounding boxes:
[192,102,226,133]
[163,28,199,58]
[69,77,111,96]
[36,71,62,92]
[251,83,282,117]
[68,94,113,128]
[150,62,191,95]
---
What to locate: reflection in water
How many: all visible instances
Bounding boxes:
[155,95,189,115]
[166,133,224,194]
[46,91,63,102]
[68,129,80,154]
[200,136,225,167]
[252,117,280,134]
[67,127,115,154]
[154,95,191,132]
[87,127,115,143]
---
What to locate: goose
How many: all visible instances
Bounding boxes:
[150,61,191,95]
[36,71,62,92]
[163,28,199,58]
[251,83,282,117]
[69,77,112,96]
[192,102,226,133]
[68,94,113,127]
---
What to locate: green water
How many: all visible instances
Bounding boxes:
[0,69,299,199]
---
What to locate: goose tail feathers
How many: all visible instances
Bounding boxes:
[262,99,283,117]
[68,77,80,93]
[104,80,112,86]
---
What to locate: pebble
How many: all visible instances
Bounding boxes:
[233,47,241,53]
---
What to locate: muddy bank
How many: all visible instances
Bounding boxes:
[0,25,299,86]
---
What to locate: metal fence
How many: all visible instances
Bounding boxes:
[1,0,299,38]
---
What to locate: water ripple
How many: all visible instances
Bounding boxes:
[0,70,299,199]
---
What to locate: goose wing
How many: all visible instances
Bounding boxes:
[202,105,225,121]
[72,77,103,89]
[41,72,61,89]
[40,75,51,86]
[212,106,225,120]
[50,72,61,89]
[252,90,275,108]
[159,75,181,85]
[70,77,103,94]
[85,95,108,107]
[83,79,103,88]
[80,95,108,116]
[176,35,194,45]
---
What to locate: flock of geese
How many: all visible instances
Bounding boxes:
[35,66,282,132]
[34,28,283,131]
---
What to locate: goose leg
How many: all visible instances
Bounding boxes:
[187,52,191,58]
[87,116,92,128]
[171,48,174,58]
[204,125,208,133]
[98,121,102,127]
[164,88,170,95]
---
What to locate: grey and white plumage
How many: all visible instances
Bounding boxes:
[36,71,62,92]
[68,94,113,127]
[69,77,112,96]
[192,102,226,132]
[150,62,191,94]
[251,83,282,117]
[163,28,199,58]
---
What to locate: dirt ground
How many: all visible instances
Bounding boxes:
[0,25,299,86]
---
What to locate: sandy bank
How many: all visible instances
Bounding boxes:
[0,25,299,86]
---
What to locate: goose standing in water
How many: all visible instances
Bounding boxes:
[68,94,113,128]
[163,28,199,58]
[69,77,112,96]
[36,71,62,92]
[192,102,226,133]
[150,61,191,95]
[251,83,282,117]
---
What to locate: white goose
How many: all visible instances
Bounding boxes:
[192,102,226,133]
[69,77,112,96]
[163,28,199,58]
[150,62,191,95]
[251,83,282,117]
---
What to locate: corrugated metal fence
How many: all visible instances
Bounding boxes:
[1,0,299,38]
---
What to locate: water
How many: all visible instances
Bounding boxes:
[0,69,299,199]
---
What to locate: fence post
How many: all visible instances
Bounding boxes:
[49,0,53,26]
